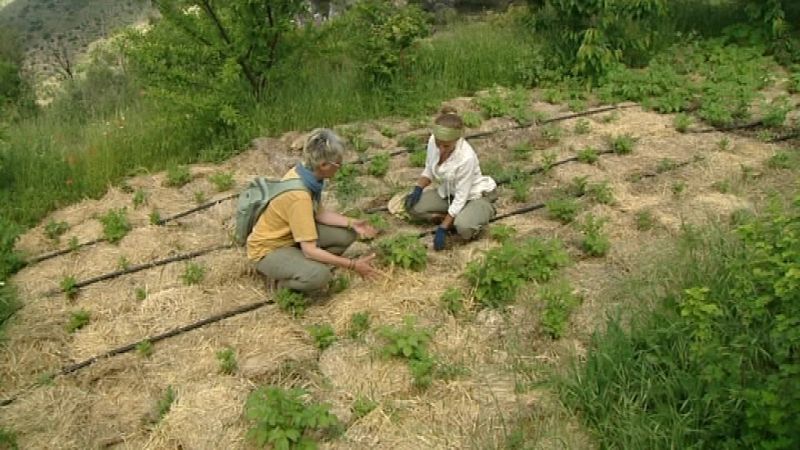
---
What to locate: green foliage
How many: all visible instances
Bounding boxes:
[766,151,795,169]
[656,158,678,173]
[135,287,148,301]
[588,181,615,205]
[246,386,338,450]
[566,176,589,197]
[61,275,79,300]
[366,213,389,232]
[409,150,427,168]
[308,324,337,350]
[761,96,791,127]
[717,137,732,152]
[380,316,435,388]
[546,198,580,224]
[332,165,365,205]
[577,146,599,164]
[164,164,191,188]
[276,288,307,318]
[489,224,517,243]
[509,171,533,203]
[347,312,370,339]
[118,256,131,271]
[574,118,591,135]
[540,151,557,173]
[673,113,692,132]
[461,111,482,128]
[465,238,570,309]
[180,262,206,286]
[0,426,18,450]
[155,386,176,423]
[44,219,69,242]
[343,0,430,86]
[539,280,582,339]
[672,180,687,196]
[132,189,147,208]
[475,86,531,122]
[540,124,562,142]
[194,190,207,204]
[580,214,611,257]
[440,287,464,316]
[208,171,235,192]
[137,340,154,357]
[610,134,636,155]
[217,347,237,375]
[66,309,91,333]
[635,209,655,231]
[352,396,378,419]
[68,236,80,252]
[713,179,732,194]
[512,142,533,161]
[561,200,800,449]
[100,208,131,244]
[329,274,350,294]
[149,209,162,225]
[368,153,390,178]
[376,234,427,271]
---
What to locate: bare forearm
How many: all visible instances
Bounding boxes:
[416,176,432,188]
[301,242,351,269]
[440,214,454,229]
[315,210,349,228]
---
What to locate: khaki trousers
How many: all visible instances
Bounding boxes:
[408,189,497,240]
[255,224,356,293]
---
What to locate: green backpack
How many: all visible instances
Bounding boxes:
[234,177,308,246]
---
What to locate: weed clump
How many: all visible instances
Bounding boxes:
[440,287,464,316]
[577,146,599,164]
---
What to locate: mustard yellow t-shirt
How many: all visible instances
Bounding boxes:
[246,168,318,261]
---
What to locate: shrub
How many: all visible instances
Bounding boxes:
[276,288,307,318]
[347,312,370,339]
[368,153,390,178]
[308,323,336,350]
[66,309,90,333]
[208,171,235,192]
[539,280,582,339]
[164,164,191,187]
[245,386,338,449]
[180,262,205,285]
[580,214,610,257]
[99,208,131,244]
[44,219,69,241]
[376,234,427,271]
[217,347,237,375]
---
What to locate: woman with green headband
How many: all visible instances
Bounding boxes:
[404,107,497,251]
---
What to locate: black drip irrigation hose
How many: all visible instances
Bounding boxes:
[46,244,234,296]
[690,120,764,134]
[26,237,106,264]
[769,131,800,143]
[155,193,238,225]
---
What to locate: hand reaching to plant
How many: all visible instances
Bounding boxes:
[352,220,378,240]
[351,254,379,280]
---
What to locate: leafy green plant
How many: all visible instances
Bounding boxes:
[577,147,599,164]
[761,96,791,127]
[217,347,237,375]
[132,188,147,208]
[308,323,336,350]
[68,236,80,252]
[461,111,482,128]
[136,340,154,357]
[656,158,678,173]
[440,287,464,316]
[180,262,206,286]
[348,312,370,339]
[245,386,338,450]
[588,181,615,205]
[276,288,307,318]
[118,256,131,271]
[66,309,90,333]
[546,198,580,224]
[0,427,18,450]
[489,224,517,243]
[379,126,396,138]
[100,208,131,244]
[135,286,148,301]
[509,172,532,202]
[465,238,569,309]
[149,209,162,225]
[717,137,731,152]
[600,111,619,123]
[366,213,389,232]
[350,134,369,154]
[566,176,589,197]
[368,153,390,178]
[44,219,69,241]
[61,275,78,299]
[540,151,557,173]
[512,142,533,161]
[580,214,610,257]
[380,316,435,388]
[712,179,732,194]
[539,280,581,339]
[352,396,378,419]
[154,386,175,423]
[193,190,207,204]
[673,113,692,133]
[672,181,686,196]
[164,164,191,187]
[766,151,793,169]
[574,118,591,134]
[208,171,235,192]
[610,134,636,155]
[540,124,563,142]
[409,149,427,167]
[635,210,655,231]
[376,234,427,271]
[329,274,350,294]
[332,164,365,204]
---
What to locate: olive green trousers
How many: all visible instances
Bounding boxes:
[408,189,497,239]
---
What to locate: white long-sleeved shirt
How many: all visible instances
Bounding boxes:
[420,135,497,217]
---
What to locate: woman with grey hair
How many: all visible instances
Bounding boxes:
[247,128,379,293]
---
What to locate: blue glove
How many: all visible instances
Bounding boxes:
[404,186,424,211]
[433,226,447,251]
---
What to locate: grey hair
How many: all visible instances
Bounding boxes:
[303,128,345,169]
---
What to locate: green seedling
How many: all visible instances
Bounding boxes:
[329,274,350,294]
[509,172,532,202]
[461,111,482,128]
[546,197,580,223]
[540,151,557,173]
[379,126,397,138]
[635,210,655,231]
[380,316,435,388]
[368,153,390,178]
[44,219,69,241]
[165,164,191,187]
[489,224,517,243]
[132,189,147,209]
[66,309,90,333]
[208,171,235,192]
[656,158,678,173]
[761,96,791,127]
[512,142,533,161]
[567,176,589,197]
[673,113,692,132]
[68,236,80,251]
[350,134,369,153]
[712,179,732,193]
[376,234,427,271]
[409,150,426,168]
[149,209,162,225]
[332,165,365,204]
[217,347,237,374]
[100,208,131,244]
[672,181,686,196]
[588,181,615,205]
[600,111,619,123]
[135,286,148,301]
[154,386,175,423]
[118,256,131,271]
[352,396,378,419]
[577,147,599,164]
[348,312,370,339]
[610,134,636,154]
[180,262,206,285]
[766,152,792,169]
[540,124,563,142]
[717,137,731,152]
[137,340,154,357]
[193,190,207,204]
[366,213,389,232]
[61,275,78,299]
[308,324,336,350]
[440,287,464,316]
[276,288,307,317]
[245,387,338,449]
[580,214,610,257]
[574,118,591,134]
[539,280,582,339]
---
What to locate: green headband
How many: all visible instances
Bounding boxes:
[432,124,463,142]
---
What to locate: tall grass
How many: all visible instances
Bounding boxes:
[560,200,800,449]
